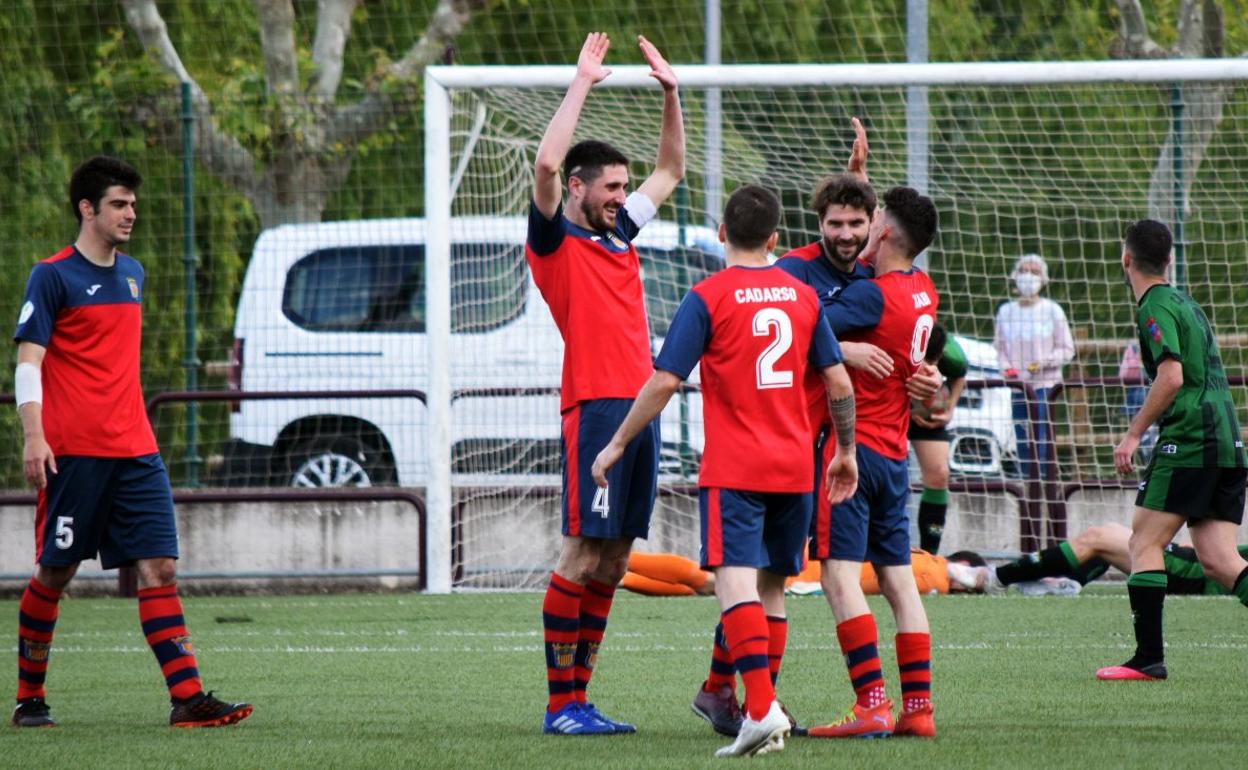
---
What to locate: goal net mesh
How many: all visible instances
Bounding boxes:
[446,76,1248,589]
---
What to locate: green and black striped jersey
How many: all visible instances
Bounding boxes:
[938,335,968,381]
[1136,284,1246,468]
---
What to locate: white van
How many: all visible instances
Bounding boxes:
[223,217,722,487]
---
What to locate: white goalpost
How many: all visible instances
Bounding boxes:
[424,59,1248,593]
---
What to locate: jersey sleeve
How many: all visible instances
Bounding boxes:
[13,263,63,347]
[939,335,969,380]
[807,312,844,368]
[823,279,884,335]
[526,198,567,257]
[617,191,657,241]
[1138,301,1183,364]
[654,290,712,380]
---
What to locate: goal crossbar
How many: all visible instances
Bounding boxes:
[428,58,1248,90]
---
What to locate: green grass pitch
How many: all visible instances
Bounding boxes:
[3,589,1246,768]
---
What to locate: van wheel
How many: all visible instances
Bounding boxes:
[282,438,393,488]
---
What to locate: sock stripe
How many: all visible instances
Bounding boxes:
[851,670,885,690]
[578,614,608,632]
[845,643,879,667]
[710,659,735,675]
[18,612,57,635]
[899,660,930,673]
[541,613,580,632]
[142,615,188,637]
[1128,570,1168,588]
[26,582,61,604]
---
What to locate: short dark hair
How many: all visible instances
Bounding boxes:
[925,323,947,365]
[811,174,876,218]
[563,140,629,186]
[881,186,937,258]
[1124,219,1172,276]
[947,550,987,568]
[723,185,781,250]
[69,156,141,223]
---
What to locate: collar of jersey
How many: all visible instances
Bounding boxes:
[562,217,629,251]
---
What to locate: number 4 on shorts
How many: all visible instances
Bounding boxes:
[592,485,610,519]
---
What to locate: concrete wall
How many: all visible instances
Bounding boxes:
[0,499,423,594]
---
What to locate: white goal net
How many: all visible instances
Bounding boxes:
[425,60,1248,591]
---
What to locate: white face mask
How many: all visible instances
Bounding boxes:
[1014,273,1043,297]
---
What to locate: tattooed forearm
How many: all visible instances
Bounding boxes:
[829,393,856,449]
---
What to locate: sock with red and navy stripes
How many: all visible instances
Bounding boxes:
[703,622,736,692]
[138,585,203,700]
[836,614,886,708]
[720,601,774,721]
[896,632,932,713]
[16,578,61,701]
[542,572,582,713]
[767,615,788,686]
[574,579,614,703]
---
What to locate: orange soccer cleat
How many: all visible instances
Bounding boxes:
[894,703,935,737]
[808,699,894,739]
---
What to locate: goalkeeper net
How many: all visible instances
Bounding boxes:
[427,60,1248,591]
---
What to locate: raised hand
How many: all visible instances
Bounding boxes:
[847,117,869,182]
[576,32,612,85]
[639,35,677,91]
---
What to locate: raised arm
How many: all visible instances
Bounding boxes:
[634,36,685,209]
[846,117,869,183]
[533,32,612,219]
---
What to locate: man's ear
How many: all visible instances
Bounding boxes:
[718,222,727,244]
[765,231,779,253]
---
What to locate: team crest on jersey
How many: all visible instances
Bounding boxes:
[1146,316,1162,342]
[172,635,195,657]
[127,277,139,299]
[551,642,576,670]
[21,639,50,663]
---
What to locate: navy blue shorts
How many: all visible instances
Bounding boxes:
[35,454,178,570]
[809,443,911,566]
[701,488,811,576]
[561,399,659,540]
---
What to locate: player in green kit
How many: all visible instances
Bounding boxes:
[1096,219,1248,681]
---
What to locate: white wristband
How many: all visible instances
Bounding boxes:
[14,362,41,407]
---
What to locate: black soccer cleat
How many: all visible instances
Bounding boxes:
[169,690,254,728]
[12,697,56,728]
[692,684,743,737]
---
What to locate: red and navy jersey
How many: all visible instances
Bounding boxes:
[526,197,654,413]
[654,265,843,493]
[776,241,873,436]
[13,246,158,458]
[826,269,938,461]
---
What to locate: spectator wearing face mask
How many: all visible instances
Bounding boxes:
[993,254,1075,479]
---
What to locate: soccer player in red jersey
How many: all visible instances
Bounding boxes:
[529,33,685,735]
[592,184,859,757]
[806,186,941,740]
[11,157,252,728]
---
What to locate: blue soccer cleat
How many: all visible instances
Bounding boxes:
[581,703,636,734]
[542,702,616,735]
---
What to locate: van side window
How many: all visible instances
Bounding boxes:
[283,243,527,333]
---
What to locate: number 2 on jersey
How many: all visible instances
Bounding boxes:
[753,307,794,390]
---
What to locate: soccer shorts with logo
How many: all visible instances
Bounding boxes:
[561,398,659,540]
[810,442,911,566]
[700,488,811,576]
[35,453,179,569]
[1136,459,1246,525]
